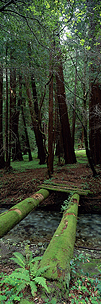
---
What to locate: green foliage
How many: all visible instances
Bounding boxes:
[0,248,49,303]
[44,298,57,304]
[61,192,74,212]
[11,153,47,172]
[96,264,101,295]
[69,254,101,303]
[70,253,87,278]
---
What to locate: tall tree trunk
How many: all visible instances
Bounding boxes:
[21,104,32,161]
[84,126,97,177]
[5,47,9,168]
[10,68,23,161]
[48,67,54,177]
[87,0,101,165]
[31,74,39,120]
[72,49,77,147]
[10,63,16,160]
[56,56,76,164]
[55,106,64,164]
[89,83,101,164]
[25,76,46,164]
[11,110,23,161]
[81,50,97,176]
[0,65,5,168]
[28,43,46,161]
[19,74,32,161]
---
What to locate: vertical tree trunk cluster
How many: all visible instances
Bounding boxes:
[10,50,23,162]
[47,47,76,176]
[0,65,5,168]
[56,55,76,164]
[25,76,46,164]
[89,83,101,165]
[48,49,54,176]
[87,0,101,166]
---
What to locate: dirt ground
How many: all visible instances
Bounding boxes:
[0,162,101,213]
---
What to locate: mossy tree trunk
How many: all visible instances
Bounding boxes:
[40,193,79,295]
[0,189,49,238]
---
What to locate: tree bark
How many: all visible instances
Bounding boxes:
[89,83,101,165]
[25,76,46,164]
[0,65,5,168]
[84,126,97,177]
[87,0,101,165]
[0,188,49,238]
[21,104,33,161]
[5,47,9,168]
[40,193,79,295]
[19,74,32,161]
[56,56,76,164]
[72,49,77,147]
[48,72,54,177]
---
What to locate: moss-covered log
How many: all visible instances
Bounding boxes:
[40,193,79,293]
[0,189,49,238]
[39,183,92,195]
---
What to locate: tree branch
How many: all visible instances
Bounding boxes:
[0,0,15,12]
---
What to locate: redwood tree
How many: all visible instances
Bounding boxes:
[19,74,32,161]
[25,75,46,164]
[5,47,9,168]
[48,72,54,176]
[10,66,23,161]
[56,55,76,164]
[0,65,5,168]
[89,83,101,165]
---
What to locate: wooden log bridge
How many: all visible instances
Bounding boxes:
[39,180,92,196]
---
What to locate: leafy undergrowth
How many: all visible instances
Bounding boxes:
[0,275,101,304]
[0,249,101,304]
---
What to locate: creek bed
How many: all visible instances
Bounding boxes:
[0,208,101,263]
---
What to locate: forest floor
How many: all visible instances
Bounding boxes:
[0,156,101,213]
[0,151,101,303]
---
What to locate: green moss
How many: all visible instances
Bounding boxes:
[40,194,79,286]
[0,188,49,238]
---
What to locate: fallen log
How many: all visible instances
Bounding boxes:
[40,193,79,295]
[0,189,49,238]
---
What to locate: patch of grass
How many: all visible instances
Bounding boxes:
[11,154,47,172]
[75,149,87,164]
[10,150,88,173]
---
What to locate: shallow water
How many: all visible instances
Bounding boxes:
[0,208,101,248]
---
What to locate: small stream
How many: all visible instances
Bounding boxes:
[0,208,101,259]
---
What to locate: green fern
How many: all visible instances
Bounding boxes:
[10,251,26,268]
[33,276,49,292]
[30,281,37,296]
[0,249,49,302]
